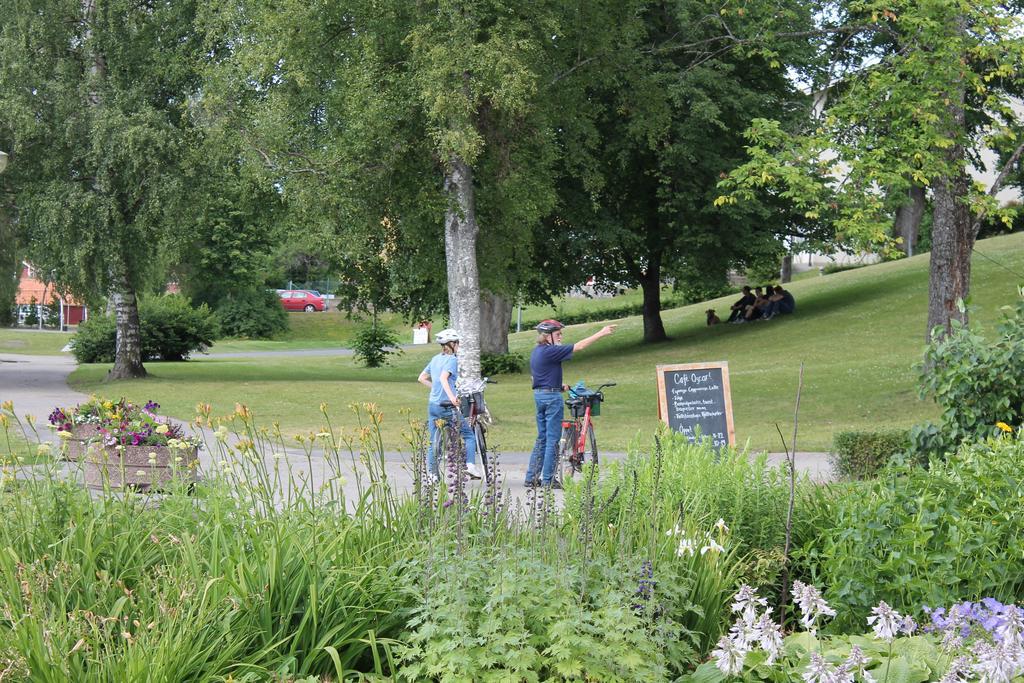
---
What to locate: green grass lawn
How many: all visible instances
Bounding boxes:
[0,329,72,355]
[67,231,1024,452]
[208,310,410,352]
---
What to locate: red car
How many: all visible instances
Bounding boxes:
[278,290,325,312]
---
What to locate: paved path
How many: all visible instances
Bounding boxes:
[1,351,833,507]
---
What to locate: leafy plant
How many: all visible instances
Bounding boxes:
[138,294,218,361]
[817,432,1024,630]
[352,319,402,367]
[829,430,909,480]
[480,351,524,376]
[910,297,1024,461]
[215,288,289,339]
[71,295,218,363]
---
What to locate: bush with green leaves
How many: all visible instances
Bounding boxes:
[70,315,118,363]
[71,295,218,363]
[480,351,524,376]
[23,298,39,326]
[816,431,1024,631]
[215,288,289,339]
[138,294,218,360]
[829,430,909,480]
[909,297,1024,461]
[352,320,402,367]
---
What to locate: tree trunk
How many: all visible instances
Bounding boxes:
[927,75,973,342]
[780,254,793,283]
[479,290,512,354]
[443,156,482,386]
[639,263,667,343]
[927,167,973,341]
[108,273,146,379]
[893,183,926,257]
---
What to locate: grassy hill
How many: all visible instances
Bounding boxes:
[67,231,1024,452]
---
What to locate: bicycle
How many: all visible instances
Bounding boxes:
[557,381,615,483]
[432,378,495,484]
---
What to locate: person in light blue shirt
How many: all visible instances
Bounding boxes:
[417,328,481,481]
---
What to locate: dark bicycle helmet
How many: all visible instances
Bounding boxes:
[535,319,565,333]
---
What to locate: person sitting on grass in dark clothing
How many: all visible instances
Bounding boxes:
[726,286,755,322]
[765,285,796,319]
[741,287,771,322]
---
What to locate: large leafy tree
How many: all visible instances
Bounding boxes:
[205,0,636,380]
[545,0,819,343]
[0,0,205,378]
[720,0,1024,340]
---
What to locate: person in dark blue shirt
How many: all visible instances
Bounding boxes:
[526,319,616,488]
[765,285,796,319]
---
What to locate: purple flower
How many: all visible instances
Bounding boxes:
[144,400,160,412]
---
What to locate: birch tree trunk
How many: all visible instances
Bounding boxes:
[108,270,146,379]
[444,156,481,387]
[480,291,512,354]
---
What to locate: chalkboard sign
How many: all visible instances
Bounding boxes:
[656,362,735,448]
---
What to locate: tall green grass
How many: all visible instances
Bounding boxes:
[0,402,751,681]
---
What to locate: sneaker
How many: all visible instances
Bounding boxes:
[465,462,483,480]
[544,480,563,490]
[524,478,540,488]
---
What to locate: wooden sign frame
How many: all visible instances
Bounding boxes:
[656,361,736,446]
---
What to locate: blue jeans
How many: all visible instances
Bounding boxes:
[426,402,477,475]
[526,390,564,484]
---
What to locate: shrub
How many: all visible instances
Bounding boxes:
[139,294,218,361]
[215,288,289,339]
[829,430,909,480]
[480,351,524,376]
[23,297,39,326]
[71,295,217,363]
[909,297,1024,461]
[352,320,402,367]
[71,315,117,362]
[817,432,1024,630]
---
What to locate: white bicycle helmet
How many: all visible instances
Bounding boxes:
[436,328,461,344]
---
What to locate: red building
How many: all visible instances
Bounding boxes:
[14,262,88,327]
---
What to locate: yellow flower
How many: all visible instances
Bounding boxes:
[996,421,1013,433]
[57,430,72,439]
[37,443,52,456]
[154,424,169,435]
[1,400,13,412]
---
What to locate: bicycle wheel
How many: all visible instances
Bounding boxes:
[473,422,490,483]
[582,423,598,469]
[430,421,447,485]
[558,424,579,483]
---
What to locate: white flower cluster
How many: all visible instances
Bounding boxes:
[792,580,837,635]
[711,584,786,674]
[666,519,728,557]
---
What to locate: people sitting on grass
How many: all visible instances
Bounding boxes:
[718,284,796,323]
[726,286,755,322]
[765,285,795,319]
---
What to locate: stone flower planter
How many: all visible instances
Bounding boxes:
[83,443,198,491]
[64,424,104,462]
